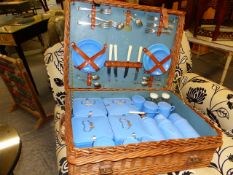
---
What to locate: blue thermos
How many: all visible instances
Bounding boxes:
[168,113,200,138]
[141,117,165,141]
[154,114,183,139]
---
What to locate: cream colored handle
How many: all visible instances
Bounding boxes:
[129,111,145,115]
[109,44,113,61]
[137,46,143,62]
[114,44,118,61]
[127,45,132,61]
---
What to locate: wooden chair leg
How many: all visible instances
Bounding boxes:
[212,0,228,40]
[194,0,210,36]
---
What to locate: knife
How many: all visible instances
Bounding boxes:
[107,44,113,81]
[134,46,143,81]
[114,44,118,80]
[124,45,132,78]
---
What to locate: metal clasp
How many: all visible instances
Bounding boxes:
[99,166,113,175]
[186,155,202,165]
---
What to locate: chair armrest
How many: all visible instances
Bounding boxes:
[54,104,68,175]
[178,72,233,133]
[44,42,65,106]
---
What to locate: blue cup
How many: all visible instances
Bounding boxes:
[154,114,183,139]
[93,137,115,147]
[168,113,200,138]
[142,101,158,118]
[123,137,139,145]
[132,95,146,111]
[157,101,175,118]
[141,117,165,141]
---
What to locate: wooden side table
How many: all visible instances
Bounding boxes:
[0,15,50,94]
[187,32,233,85]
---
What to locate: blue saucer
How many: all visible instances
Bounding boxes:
[142,44,171,75]
[71,39,106,73]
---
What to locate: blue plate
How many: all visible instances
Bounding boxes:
[71,39,106,73]
[142,44,171,75]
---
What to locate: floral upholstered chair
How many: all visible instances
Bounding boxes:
[44,33,233,175]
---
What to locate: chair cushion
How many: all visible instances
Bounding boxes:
[44,42,65,108]
[178,72,233,133]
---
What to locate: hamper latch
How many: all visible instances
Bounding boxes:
[186,155,202,165]
[99,165,113,175]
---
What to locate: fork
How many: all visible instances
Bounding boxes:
[77,7,112,15]
[147,16,176,23]
[77,21,112,28]
[88,14,110,23]
[146,23,174,29]
[144,28,172,34]
[88,15,124,30]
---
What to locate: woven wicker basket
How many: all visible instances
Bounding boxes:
[64,0,222,174]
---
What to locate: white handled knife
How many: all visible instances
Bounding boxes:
[114,44,118,79]
[124,45,132,78]
[134,46,143,81]
[107,44,113,81]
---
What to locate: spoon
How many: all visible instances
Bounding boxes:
[131,15,143,27]
[92,74,99,80]
[112,21,124,30]
[94,82,101,88]
[142,76,149,81]
[141,81,148,86]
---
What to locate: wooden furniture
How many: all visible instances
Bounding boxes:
[0,15,50,93]
[39,0,49,11]
[0,0,49,13]
[139,0,182,8]
[0,1,33,15]
[0,124,21,175]
[0,54,52,129]
[187,31,233,85]
[193,0,233,40]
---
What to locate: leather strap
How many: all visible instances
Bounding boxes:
[125,10,131,25]
[71,42,107,71]
[143,48,172,74]
[161,8,168,28]
[91,5,96,30]
[157,7,168,36]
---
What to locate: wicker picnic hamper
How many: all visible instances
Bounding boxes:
[64,0,223,174]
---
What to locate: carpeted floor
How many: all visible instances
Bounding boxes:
[0,18,232,175]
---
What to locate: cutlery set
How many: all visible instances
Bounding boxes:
[106,44,143,82]
[72,6,177,87]
[77,6,176,34]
